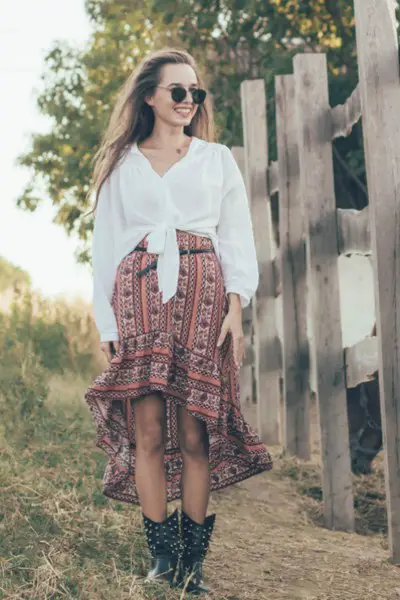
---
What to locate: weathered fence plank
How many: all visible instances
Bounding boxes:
[240,79,281,444]
[231,147,254,405]
[331,85,362,140]
[345,337,378,388]
[337,207,371,255]
[294,53,355,532]
[268,161,279,196]
[275,75,310,460]
[354,0,400,563]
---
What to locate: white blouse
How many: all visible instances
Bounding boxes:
[92,136,259,342]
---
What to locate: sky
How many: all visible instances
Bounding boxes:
[0,0,376,345]
[0,0,93,303]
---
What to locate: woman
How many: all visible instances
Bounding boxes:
[84,47,273,595]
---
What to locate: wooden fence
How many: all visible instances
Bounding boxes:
[233,0,400,563]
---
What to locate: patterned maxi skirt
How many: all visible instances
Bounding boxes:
[84,230,273,504]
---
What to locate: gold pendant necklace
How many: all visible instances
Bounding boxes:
[140,139,188,155]
[176,138,192,154]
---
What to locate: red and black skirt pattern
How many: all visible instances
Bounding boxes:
[84,230,273,504]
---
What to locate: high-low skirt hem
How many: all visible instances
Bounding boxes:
[84,331,273,505]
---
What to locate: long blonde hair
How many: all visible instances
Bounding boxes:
[83,47,216,217]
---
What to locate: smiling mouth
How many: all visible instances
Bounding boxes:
[174,108,193,116]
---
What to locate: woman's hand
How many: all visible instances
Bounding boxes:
[101,340,120,363]
[217,293,244,369]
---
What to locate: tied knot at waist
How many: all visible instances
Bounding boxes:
[135,247,214,278]
[133,227,215,303]
[141,227,214,252]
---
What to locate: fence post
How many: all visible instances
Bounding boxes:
[241,79,281,444]
[294,53,355,531]
[231,146,255,408]
[354,0,400,562]
[275,75,310,459]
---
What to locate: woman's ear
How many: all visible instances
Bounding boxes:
[143,93,154,107]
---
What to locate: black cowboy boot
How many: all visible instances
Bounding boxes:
[175,508,216,595]
[142,507,181,585]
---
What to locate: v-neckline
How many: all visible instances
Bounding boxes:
[133,136,197,180]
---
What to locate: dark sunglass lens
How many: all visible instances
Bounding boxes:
[171,87,187,102]
[192,88,207,104]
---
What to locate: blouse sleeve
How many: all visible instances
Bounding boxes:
[216,144,259,308]
[91,171,121,343]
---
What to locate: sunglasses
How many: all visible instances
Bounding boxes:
[157,85,207,105]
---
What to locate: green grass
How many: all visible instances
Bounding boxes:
[0,373,188,600]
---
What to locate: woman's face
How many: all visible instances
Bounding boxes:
[145,63,200,129]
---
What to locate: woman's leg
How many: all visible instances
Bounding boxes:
[177,406,210,524]
[133,392,167,521]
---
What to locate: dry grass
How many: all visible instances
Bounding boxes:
[1,375,400,599]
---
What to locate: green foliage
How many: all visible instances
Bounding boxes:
[0,253,105,373]
[6,291,70,373]
[0,256,31,294]
[0,322,50,446]
[0,260,106,445]
[2,288,97,376]
[0,246,110,456]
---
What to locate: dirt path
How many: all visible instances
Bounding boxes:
[167,399,400,600]
[173,456,400,600]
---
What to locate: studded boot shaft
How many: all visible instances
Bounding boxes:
[175,509,216,595]
[142,507,181,585]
